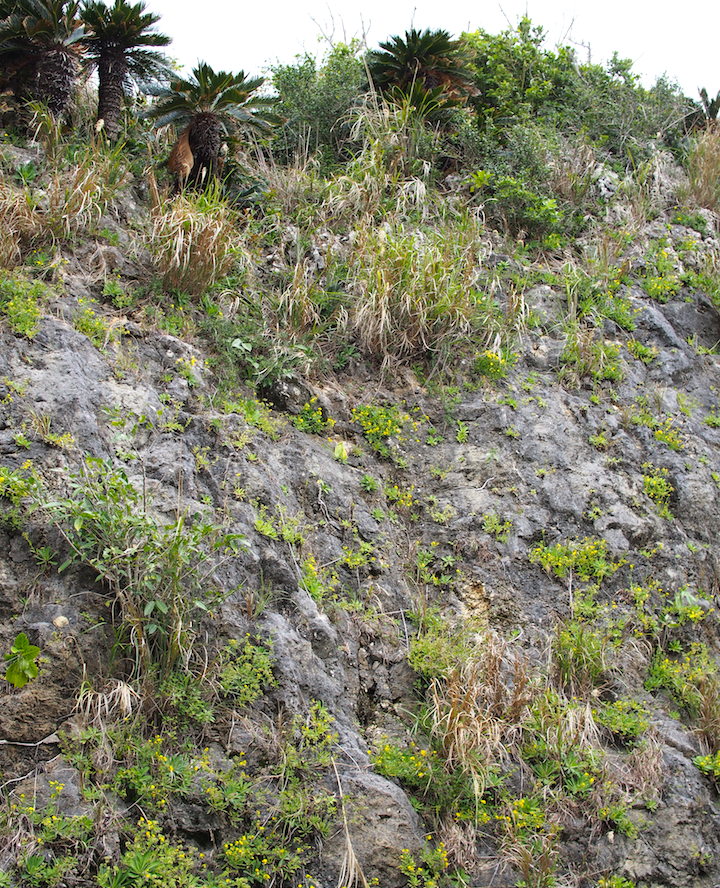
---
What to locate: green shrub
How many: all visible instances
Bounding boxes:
[36,457,245,679]
[271,42,366,166]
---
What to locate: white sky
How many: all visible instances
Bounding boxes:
[144,0,718,99]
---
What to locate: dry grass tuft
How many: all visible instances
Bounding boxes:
[45,141,129,239]
[0,180,44,268]
[149,182,241,294]
[688,124,720,214]
[426,634,532,795]
[345,219,492,366]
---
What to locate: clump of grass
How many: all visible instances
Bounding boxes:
[552,619,609,695]
[45,141,129,239]
[688,126,720,212]
[0,181,44,268]
[344,220,493,366]
[149,182,240,295]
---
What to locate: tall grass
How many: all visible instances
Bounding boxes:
[345,218,495,366]
[149,180,241,294]
[45,140,129,239]
[688,125,720,214]
[0,181,44,268]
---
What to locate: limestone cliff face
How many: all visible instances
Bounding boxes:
[1,144,720,888]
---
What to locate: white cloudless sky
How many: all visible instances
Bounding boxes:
[144,0,718,99]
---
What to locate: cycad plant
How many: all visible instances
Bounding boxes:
[148,62,280,185]
[367,27,475,117]
[0,0,85,116]
[80,0,171,139]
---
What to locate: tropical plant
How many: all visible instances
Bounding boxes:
[367,27,473,96]
[366,27,474,121]
[699,87,720,122]
[148,61,280,186]
[0,0,85,116]
[80,0,171,139]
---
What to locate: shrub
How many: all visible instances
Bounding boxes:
[35,457,245,679]
[271,42,366,166]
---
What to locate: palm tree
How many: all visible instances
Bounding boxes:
[80,0,170,139]
[0,0,85,116]
[367,28,474,99]
[148,62,280,185]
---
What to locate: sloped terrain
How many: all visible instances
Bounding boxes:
[1,120,720,888]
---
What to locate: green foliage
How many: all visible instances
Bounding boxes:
[642,463,674,519]
[560,327,624,384]
[464,18,577,126]
[360,473,379,493]
[218,635,276,706]
[482,512,512,543]
[398,843,451,888]
[646,642,717,716]
[641,239,682,303]
[594,699,650,744]
[597,877,636,888]
[158,669,215,726]
[408,611,473,680]
[223,397,282,439]
[299,555,340,606]
[477,171,565,241]
[97,817,208,887]
[352,403,406,457]
[74,299,118,347]
[148,61,279,137]
[0,271,47,337]
[597,802,639,838]
[626,338,657,364]
[271,43,365,165]
[36,457,245,678]
[530,537,622,581]
[367,27,474,123]
[292,397,335,434]
[694,750,720,784]
[472,349,515,381]
[3,631,40,687]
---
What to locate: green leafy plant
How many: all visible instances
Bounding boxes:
[530,537,622,581]
[36,457,245,679]
[642,463,674,519]
[3,631,40,687]
[292,397,335,434]
[218,635,276,706]
[0,272,47,338]
[594,699,650,744]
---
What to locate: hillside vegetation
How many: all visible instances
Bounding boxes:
[2,7,720,888]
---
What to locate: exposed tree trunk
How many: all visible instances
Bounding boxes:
[33,45,78,116]
[188,112,223,185]
[97,47,128,139]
